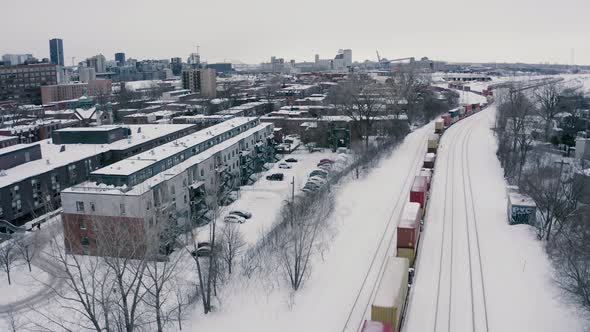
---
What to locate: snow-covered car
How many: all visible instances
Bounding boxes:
[304,182,322,191]
[309,169,328,178]
[224,215,246,224]
[229,210,252,219]
[278,163,292,169]
[319,159,334,164]
[308,176,327,186]
[191,242,212,257]
[317,163,332,171]
[266,173,284,181]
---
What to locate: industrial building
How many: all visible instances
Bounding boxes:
[61,117,275,256]
[0,63,58,105]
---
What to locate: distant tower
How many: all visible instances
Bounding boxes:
[49,38,64,66]
[315,54,320,63]
[115,52,126,66]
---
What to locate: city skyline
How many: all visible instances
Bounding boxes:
[1,0,589,66]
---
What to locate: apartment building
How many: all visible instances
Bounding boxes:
[61,117,275,256]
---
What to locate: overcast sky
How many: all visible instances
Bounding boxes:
[1,0,589,65]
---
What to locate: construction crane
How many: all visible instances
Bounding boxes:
[376,50,381,63]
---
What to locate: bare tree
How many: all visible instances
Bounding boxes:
[14,233,38,272]
[220,223,246,274]
[0,239,19,285]
[534,82,562,141]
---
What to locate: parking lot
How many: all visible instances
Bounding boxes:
[221,148,342,245]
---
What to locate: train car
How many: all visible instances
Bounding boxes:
[441,113,452,127]
[371,257,409,332]
[397,202,421,266]
[427,134,439,153]
[449,108,459,118]
[361,320,393,332]
[410,176,428,208]
[459,106,466,118]
[419,168,432,189]
[507,191,537,225]
[434,119,444,134]
[423,153,436,169]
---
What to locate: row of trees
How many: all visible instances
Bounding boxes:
[494,81,590,320]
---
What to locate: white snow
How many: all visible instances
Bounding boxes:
[0,264,51,305]
[399,202,421,228]
[373,257,408,308]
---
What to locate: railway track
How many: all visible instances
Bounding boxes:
[431,112,489,332]
[341,128,431,332]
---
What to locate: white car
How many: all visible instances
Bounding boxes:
[278,163,292,169]
[224,215,246,224]
[308,176,327,186]
[229,209,252,219]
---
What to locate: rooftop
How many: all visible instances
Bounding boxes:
[0,124,195,188]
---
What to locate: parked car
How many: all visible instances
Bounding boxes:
[284,158,298,163]
[309,169,328,178]
[224,214,246,224]
[278,162,292,169]
[266,173,284,181]
[308,176,327,185]
[229,209,252,219]
[304,182,322,191]
[302,187,319,194]
[317,163,332,170]
[191,242,212,257]
[319,159,334,164]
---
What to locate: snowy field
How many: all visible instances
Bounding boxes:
[404,106,585,332]
[0,264,50,306]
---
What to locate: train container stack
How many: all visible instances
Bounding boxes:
[361,320,393,332]
[427,134,439,153]
[423,153,436,169]
[397,202,421,266]
[367,101,491,331]
[370,257,409,332]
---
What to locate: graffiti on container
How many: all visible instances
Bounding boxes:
[510,206,536,225]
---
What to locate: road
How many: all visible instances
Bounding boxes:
[403,106,584,332]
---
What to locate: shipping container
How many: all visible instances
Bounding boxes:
[442,113,451,124]
[419,168,432,189]
[423,153,436,169]
[410,176,428,207]
[371,257,409,331]
[449,108,460,118]
[427,134,439,153]
[361,320,393,332]
[507,191,536,225]
[397,202,421,248]
[459,106,466,118]
[397,248,416,267]
[434,119,444,133]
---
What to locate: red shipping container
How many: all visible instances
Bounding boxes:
[362,320,393,332]
[419,168,432,189]
[397,202,421,248]
[442,113,451,126]
[410,176,428,207]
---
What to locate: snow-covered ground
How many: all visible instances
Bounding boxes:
[184,122,433,331]
[0,264,50,306]
[404,106,585,332]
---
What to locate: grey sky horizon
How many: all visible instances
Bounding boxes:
[2,0,589,66]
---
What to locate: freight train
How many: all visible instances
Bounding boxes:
[361,101,489,332]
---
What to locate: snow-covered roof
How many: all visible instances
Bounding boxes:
[0,136,18,142]
[508,192,536,207]
[56,125,121,132]
[399,202,420,227]
[0,124,195,188]
[91,117,258,177]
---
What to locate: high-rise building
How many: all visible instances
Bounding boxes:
[87,54,106,73]
[182,68,216,98]
[49,38,64,66]
[2,54,33,66]
[79,67,97,83]
[171,57,183,75]
[0,63,58,104]
[115,52,126,66]
[187,53,200,68]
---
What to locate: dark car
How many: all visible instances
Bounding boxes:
[285,158,298,163]
[266,173,284,181]
[191,242,212,257]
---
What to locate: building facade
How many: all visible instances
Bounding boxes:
[87,54,107,73]
[0,63,58,105]
[2,54,33,66]
[49,38,64,66]
[61,118,274,256]
[182,68,217,98]
[115,52,126,66]
[41,79,112,104]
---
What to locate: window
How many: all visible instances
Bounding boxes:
[120,203,126,215]
[200,169,204,177]
[90,202,96,212]
[184,195,187,204]
[76,201,85,212]
[79,220,87,230]
[81,236,89,246]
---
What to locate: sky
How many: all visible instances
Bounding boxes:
[1,0,589,66]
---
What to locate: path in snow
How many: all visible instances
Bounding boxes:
[404,106,585,332]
